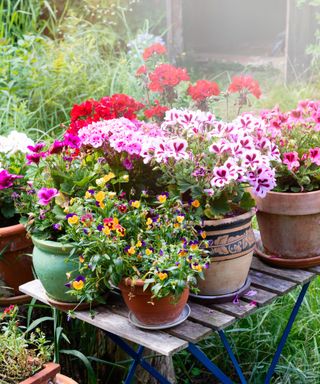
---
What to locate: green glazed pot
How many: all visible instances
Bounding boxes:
[32,236,78,303]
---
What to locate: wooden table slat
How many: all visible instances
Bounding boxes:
[188,302,235,330]
[19,280,187,356]
[251,256,315,284]
[109,297,212,343]
[249,270,297,295]
[307,265,320,275]
[241,286,277,307]
[212,299,257,318]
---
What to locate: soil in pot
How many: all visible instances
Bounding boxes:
[196,209,255,296]
[118,278,189,325]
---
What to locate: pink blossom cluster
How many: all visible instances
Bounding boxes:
[260,100,320,173]
[78,117,170,168]
[158,110,278,198]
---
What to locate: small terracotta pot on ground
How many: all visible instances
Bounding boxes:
[0,223,33,303]
[20,363,78,384]
[197,209,255,296]
[118,278,189,325]
[255,190,320,259]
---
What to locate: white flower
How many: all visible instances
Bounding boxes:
[0,131,34,154]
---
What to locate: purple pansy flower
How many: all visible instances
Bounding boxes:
[37,187,59,205]
[97,224,104,231]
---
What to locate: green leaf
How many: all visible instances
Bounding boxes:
[239,191,255,211]
[60,349,97,384]
[26,316,54,333]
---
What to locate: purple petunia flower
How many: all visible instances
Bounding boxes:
[122,158,134,170]
[64,133,80,149]
[0,170,22,190]
[37,188,59,205]
[26,152,46,165]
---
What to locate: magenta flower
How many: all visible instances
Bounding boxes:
[211,166,233,188]
[0,170,22,190]
[27,142,46,153]
[37,188,59,205]
[49,140,66,155]
[283,151,300,171]
[26,152,46,165]
[309,147,320,165]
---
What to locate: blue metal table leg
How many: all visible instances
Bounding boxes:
[264,282,310,384]
[219,330,247,384]
[106,332,172,384]
[188,343,234,384]
[124,345,144,384]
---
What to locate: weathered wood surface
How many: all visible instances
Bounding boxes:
[242,286,276,307]
[188,302,235,330]
[213,300,257,318]
[249,270,297,295]
[251,256,315,284]
[19,280,187,357]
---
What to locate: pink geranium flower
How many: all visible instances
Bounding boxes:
[37,188,59,205]
[309,147,320,165]
[210,166,233,188]
[283,152,300,170]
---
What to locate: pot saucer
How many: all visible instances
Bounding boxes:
[0,294,31,306]
[128,304,191,330]
[189,278,251,304]
[46,295,95,311]
[254,231,320,268]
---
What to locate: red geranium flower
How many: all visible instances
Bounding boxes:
[148,64,190,93]
[70,100,97,122]
[188,80,220,101]
[228,75,261,99]
[136,65,147,77]
[143,43,167,61]
[144,101,169,120]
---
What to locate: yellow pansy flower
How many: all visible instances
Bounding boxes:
[79,255,84,263]
[177,215,185,223]
[108,192,116,199]
[72,280,84,290]
[157,194,167,204]
[131,200,140,208]
[68,215,79,225]
[174,223,180,229]
[103,172,116,183]
[103,227,111,235]
[128,246,136,255]
[146,248,153,256]
[136,240,142,247]
[146,218,153,226]
[95,191,106,202]
[191,199,200,208]
[158,272,168,280]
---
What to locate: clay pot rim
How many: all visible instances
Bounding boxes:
[31,236,75,255]
[202,208,255,227]
[267,189,320,197]
[120,277,152,288]
[0,223,26,237]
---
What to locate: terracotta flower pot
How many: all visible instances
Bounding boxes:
[197,209,255,296]
[119,278,189,325]
[255,190,320,259]
[19,362,78,384]
[0,223,33,300]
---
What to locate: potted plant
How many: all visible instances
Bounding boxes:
[16,137,111,304]
[0,131,35,304]
[143,109,278,297]
[0,305,77,384]
[254,101,320,266]
[63,185,209,326]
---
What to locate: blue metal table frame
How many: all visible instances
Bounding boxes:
[115,281,311,384]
